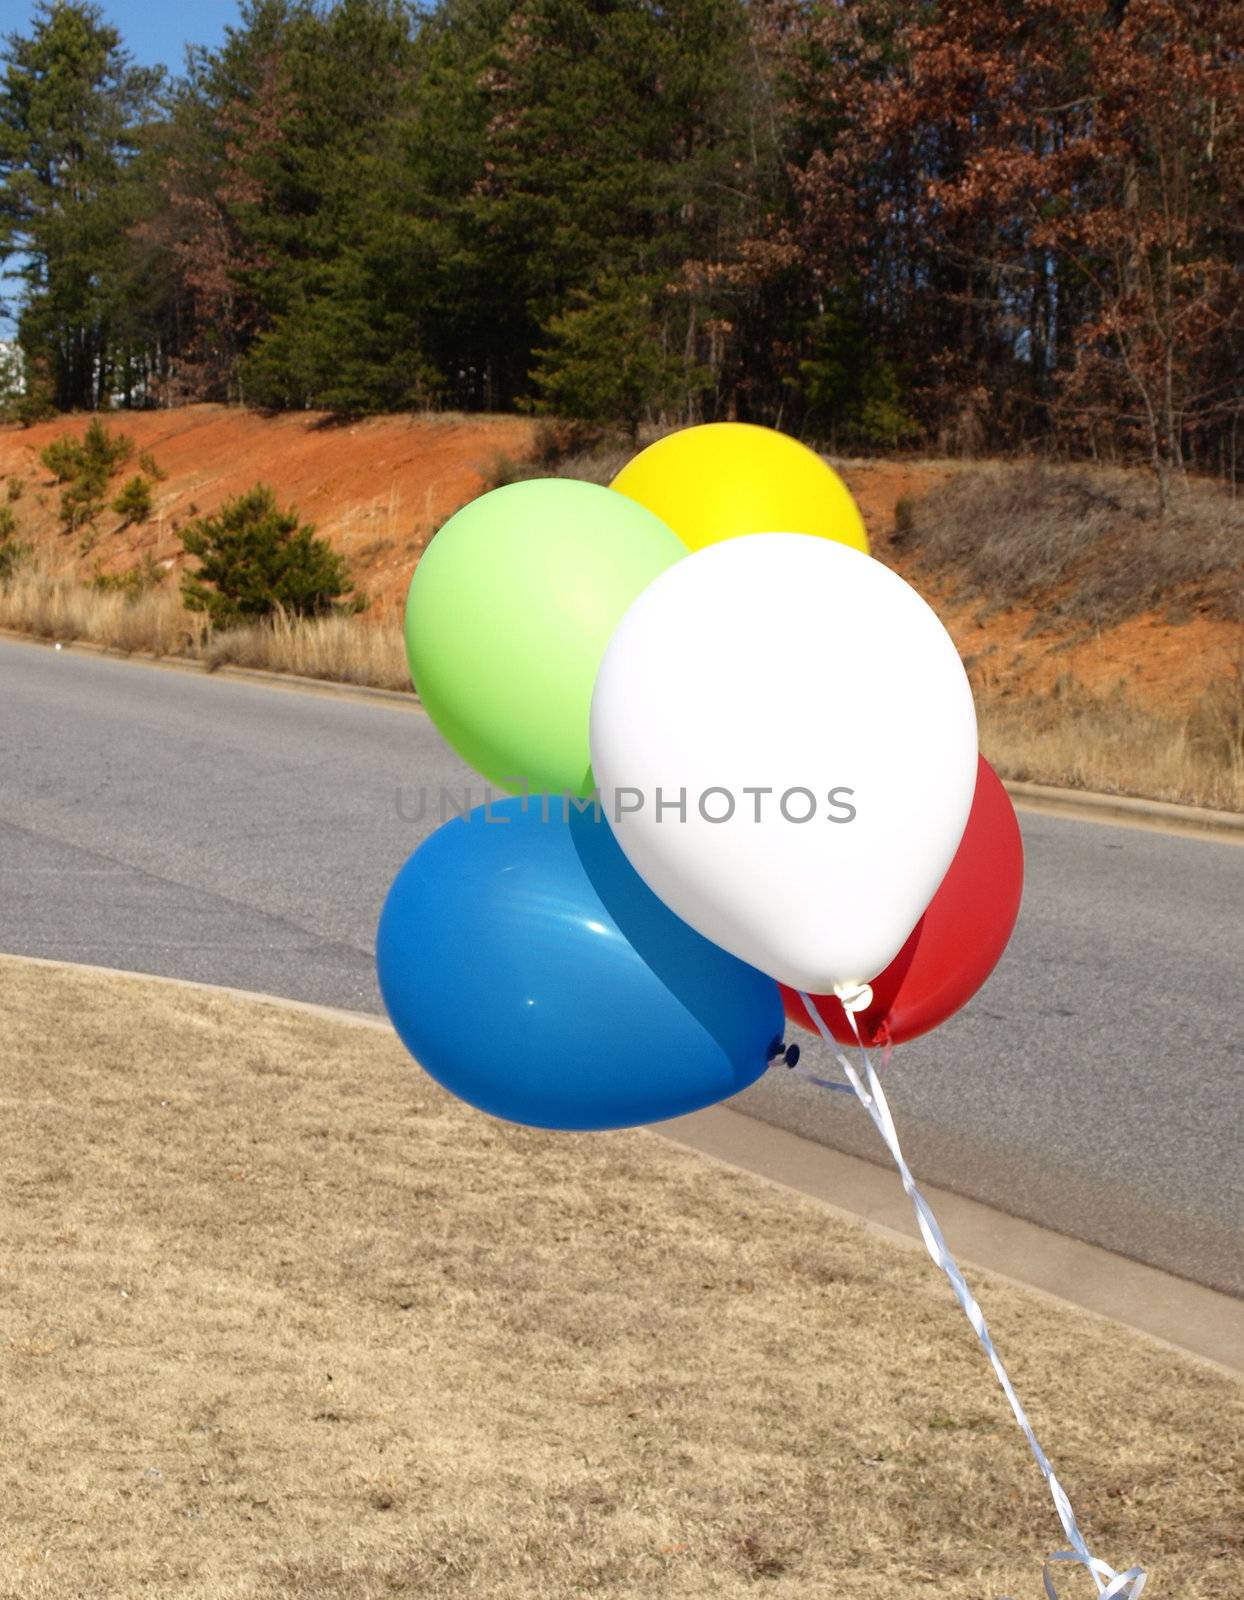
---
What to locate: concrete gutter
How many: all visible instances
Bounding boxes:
[5,626,1242,842]
[658,1102,1244,1378]
[1005,777,1244,844]
[8,953,1242,1378]
[0,625,424,712]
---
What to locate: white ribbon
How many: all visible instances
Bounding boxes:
[795,991,1147,1600]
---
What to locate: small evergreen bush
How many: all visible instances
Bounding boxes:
[40,419,135,533]
[112,474,154,525]
[0,506,30,581]
[179,485,355,626]
[91,553,163,595]
[40,435,81,483]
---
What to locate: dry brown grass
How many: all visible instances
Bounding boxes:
[0,566,411,692]
[479,438,636,495]
[979,674,1244,812]
[203,608,410,690]
[896,463,1243,627]
[2,957,1240,1600]
[0,565,209,658]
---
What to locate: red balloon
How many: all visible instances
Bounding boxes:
[781,755,1023,1048]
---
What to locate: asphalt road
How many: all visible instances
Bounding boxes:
[2,635,1241,1295]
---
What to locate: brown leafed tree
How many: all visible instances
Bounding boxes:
[770,0,1244,484]
[144,49,292,403]
[1041,0,1244,501]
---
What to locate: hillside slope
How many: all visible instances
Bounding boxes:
[844,460,1240,718]
[0,406,538,619]
[2,407,1240,807]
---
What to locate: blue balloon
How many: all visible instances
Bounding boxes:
[376,798,783,1130]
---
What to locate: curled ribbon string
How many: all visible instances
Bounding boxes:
[794,992,1147,1600]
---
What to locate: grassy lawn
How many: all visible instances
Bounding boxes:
[1,958,1240,1598]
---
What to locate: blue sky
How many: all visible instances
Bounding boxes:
[8,1,246,74]
[99,0,246,72]
[2,2,246,336]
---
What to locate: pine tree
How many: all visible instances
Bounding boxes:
[230,0,433,412]
[180,485,355,623]
[135,0,314,405]
[532,274,709,437]
[0,1,161,410]
[412,0,757,415]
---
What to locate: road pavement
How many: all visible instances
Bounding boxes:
[2,635,1241,1294]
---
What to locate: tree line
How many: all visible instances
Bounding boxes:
[2,0,1241,488]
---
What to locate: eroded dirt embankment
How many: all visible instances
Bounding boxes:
[2,407,1236,715]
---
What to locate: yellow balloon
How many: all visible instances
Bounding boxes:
[610,422,869,555]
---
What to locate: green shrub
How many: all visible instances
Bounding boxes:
[40,419,134,534]
[81,417,132,476]
[138,451,167,482]
[59,463,108,533]
[0,543,25,580]
[856,360,919,448]
[0,506,30,582]
[41,418,133,485]
[112,474,154,525]
[179,485,355,626]
[91,553,163,596]
[7,477,23,502]
[7,390,56,428]
[41,435,82,483]
[799,293,918,447]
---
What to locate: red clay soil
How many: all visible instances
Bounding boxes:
[929,600,1239,712]
[835,460,955,549]
[836,459,1240,714]
[0,406,538,622]
[2,409,1235,712]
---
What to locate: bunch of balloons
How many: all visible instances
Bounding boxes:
[377,422,1024,1127]
[377,421,1149,1597]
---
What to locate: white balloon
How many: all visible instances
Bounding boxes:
[589,534,978,992]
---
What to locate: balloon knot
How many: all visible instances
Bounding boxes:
[833,980,874,1016]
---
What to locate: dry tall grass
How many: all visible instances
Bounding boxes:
[0,565,209,658]
[203,607,410,689]
[979,674,1244,812]
[480,442,636,494]
[2,957,1240,1599]
[0,566,412,691]
[896,463,1243,626]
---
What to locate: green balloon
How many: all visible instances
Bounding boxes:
[405,478,684,797]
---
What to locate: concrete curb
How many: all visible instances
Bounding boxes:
[0,626,424,712]
[1005,777,1244,844]
[660,1104,1244,1379]
[4,627,1241,839]
[7,952,1241,1378]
